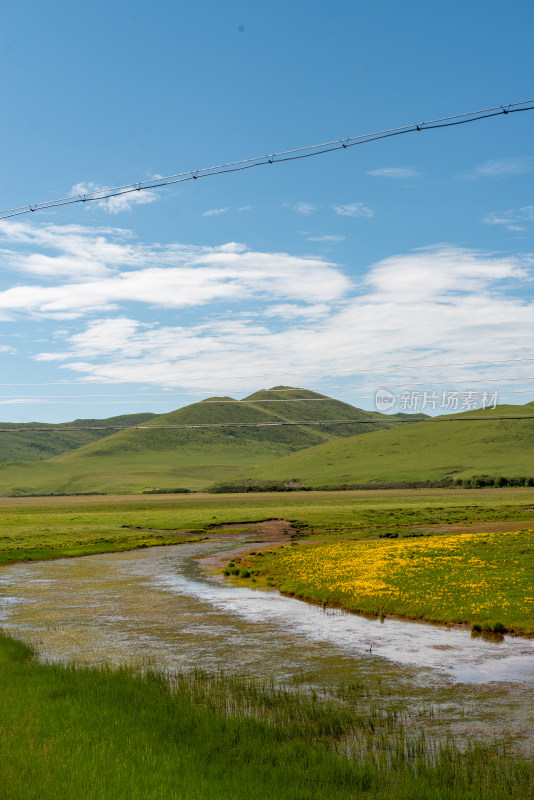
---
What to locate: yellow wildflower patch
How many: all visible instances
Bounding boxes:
[247,530,534,634]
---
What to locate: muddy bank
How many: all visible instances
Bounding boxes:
[195,519,295,576]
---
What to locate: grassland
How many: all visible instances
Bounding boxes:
[234,528,534,635]
[1,632,532,800]
[1,488,534,566]
[235,403,534,487]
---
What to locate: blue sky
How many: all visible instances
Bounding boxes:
[0,0,533,422]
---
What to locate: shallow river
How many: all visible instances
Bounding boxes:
[1,539,533,686]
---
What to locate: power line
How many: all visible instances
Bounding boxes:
[1,377,534,401]
[1,356,534,387]
[1,390,534,405]
[1,416,533,432]
[1,99,533,220]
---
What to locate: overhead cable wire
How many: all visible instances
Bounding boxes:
[1,375,534,400]
[1,99,533,220]
[1,416,534,432]
[1,356,534,387]
[1,390,534,405]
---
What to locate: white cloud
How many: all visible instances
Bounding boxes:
[202,205,250,217]
[461,157,533,179]
[293,202,317,215]
[26,244,533,393]
[202,207,229,216]
[0,223,350,319]
[364,245,529,301]
[332,203,374,218]
[33,352,69,361]
[482,205,534,232]
[2,222,531,393]
[70,182,158,214]
[306,234,346,242]
[367,167,421,179]
[0,220,153,279]
[0,345,16,354]
[263,303,331,319]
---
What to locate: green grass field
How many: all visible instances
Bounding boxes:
[236,403,534,487]
[1,488,534,565]
[1,633,532,800]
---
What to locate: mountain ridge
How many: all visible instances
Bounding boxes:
[0,387,413,495]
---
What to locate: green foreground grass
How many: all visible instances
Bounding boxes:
[0,633,532,800]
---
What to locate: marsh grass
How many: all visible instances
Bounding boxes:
[0,633,532,800]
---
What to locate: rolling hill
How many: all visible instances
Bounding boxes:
[228,402,534,488]
[0,413,157,463]
[0,387,415,495]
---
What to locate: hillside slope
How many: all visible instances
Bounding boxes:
[0,387,412,495]
[0,413,157,463]
[229,403,534,487]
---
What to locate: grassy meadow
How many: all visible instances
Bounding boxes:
[234,528,534,634]
[1,487,534,565]
[1,632,533,800]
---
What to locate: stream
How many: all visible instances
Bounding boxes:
[1,538,533,686]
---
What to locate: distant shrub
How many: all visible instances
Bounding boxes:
[208,480,311,493]
[455,475,534,489]
[142,488,191,494]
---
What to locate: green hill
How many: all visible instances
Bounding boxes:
[228,403,534,488]
[0,413,157,463]
[0,387,412,495]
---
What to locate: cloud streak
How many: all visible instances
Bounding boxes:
[367,167,421,179]
[293,202,317,215]
[70,182,158,214]
[202,207,230,216]
[306,234,346,242]
[482,205,534,232]
[5,229,525,391]
[461,157,533,179]
[332,203,374,218]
